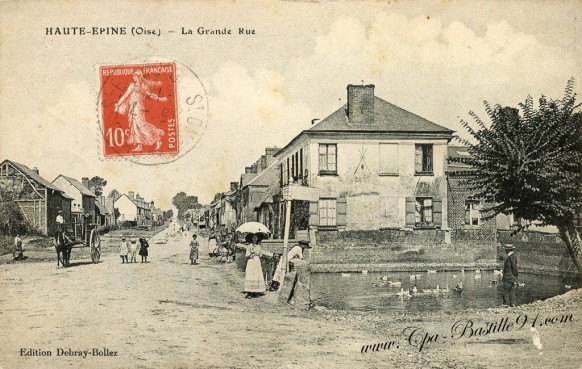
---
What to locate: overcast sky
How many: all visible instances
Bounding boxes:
[1,1,580,209]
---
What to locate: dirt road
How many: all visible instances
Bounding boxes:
[1,229,581,369]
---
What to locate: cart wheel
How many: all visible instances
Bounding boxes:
[90,230,101,263]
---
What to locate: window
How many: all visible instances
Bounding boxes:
[465,200,481,226]
[379,143,399,175]
[319,198,337,226]
[415,144,433,174]
[415,197,433,226]
[319,144,337,175]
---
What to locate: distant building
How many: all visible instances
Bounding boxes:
[0,159,72,236]
[114,191,152,227]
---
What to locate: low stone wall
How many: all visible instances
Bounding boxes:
[311,229,496,266]
[497,230,578,278]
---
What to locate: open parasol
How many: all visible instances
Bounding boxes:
[235,221,271,235]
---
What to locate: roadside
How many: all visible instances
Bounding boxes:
[0,228,580,369]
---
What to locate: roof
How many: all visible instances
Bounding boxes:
[446,146,475,174]
[57,175,96,197]
[245,161,279,188]
[447,146,472,161]
[254,180,280,210]
[5,160,64,192]
[310,97,454,134]
[275,95,455,157]
[95,202,110,215]
[240,173,258,187]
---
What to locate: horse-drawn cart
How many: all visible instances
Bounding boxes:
[54,222,101,267]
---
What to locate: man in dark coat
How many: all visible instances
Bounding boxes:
[501,244,519,307]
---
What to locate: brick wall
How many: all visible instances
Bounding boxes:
[447,176,497,245]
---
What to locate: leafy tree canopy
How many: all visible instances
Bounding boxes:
[88,176,107,197]
[172,192,201,219]
[458,78,582,272]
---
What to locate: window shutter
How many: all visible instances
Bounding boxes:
[337,197,347,226]
[405,197,416,227]
[309,201,318,226]
[433,198,442,227]
[414,146,422,172]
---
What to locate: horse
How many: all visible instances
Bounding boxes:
[54,231,74,268]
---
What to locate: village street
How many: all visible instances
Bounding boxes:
[1,229,581,369]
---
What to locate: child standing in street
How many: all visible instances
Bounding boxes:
[139,237,149,263]
[119,235,128,264]
[189,233,199,265]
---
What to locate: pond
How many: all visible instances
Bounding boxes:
[310,270,570,312]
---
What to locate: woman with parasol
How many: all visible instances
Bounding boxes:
[243,233,267,298]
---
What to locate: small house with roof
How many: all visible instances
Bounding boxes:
[114,191,152,227]
[52,175,97,231]
[0,159,72,236]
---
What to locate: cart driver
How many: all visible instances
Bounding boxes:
[55,209,65,243]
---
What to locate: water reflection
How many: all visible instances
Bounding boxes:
[311,271,569,312]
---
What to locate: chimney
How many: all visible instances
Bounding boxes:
[265,147,279,166]
[128,191,134,199]
[347,84,375,124]
[230,182,239,192]
[136,193,143,200]
[260,155,267,171]
[251,163,258,174]
[245,167,252,174]
[82,177,89,188]
[32,167,39,175]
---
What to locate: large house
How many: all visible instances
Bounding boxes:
[0,159,72,236]
[275,84,454,241]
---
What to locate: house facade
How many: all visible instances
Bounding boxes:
[114,192,152,227]
[52,175,97,233]
[276,85,453,239]
[0,160,72,236]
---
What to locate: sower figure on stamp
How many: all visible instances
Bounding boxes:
[114,70,166,152]
[501,244,519,307]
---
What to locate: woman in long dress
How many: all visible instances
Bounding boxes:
[115,70,166,152]
[189,234,199,265]
[243,234,266,298]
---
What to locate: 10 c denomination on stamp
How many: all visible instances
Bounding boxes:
[99,62,179,157]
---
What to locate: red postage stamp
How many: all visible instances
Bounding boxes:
[99,62,179,157]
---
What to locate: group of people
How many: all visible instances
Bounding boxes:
[119,234,149,263]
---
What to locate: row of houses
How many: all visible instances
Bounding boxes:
[203,84,556,260]
[0,159,164,236]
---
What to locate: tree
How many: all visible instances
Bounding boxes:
[88,176,108,197]
[458,79,582,273]
[172,192,201,219]
[108,189,122,201]
[0,186,29,235]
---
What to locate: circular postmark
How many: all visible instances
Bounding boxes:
[97,57,208,165]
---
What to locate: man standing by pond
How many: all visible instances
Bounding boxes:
[502,244,518,307]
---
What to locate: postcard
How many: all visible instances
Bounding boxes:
[1,1,581,368]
